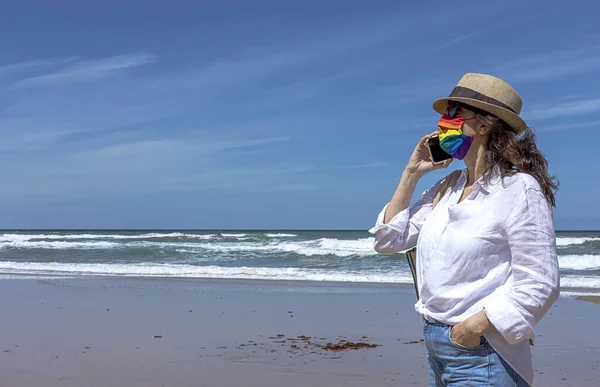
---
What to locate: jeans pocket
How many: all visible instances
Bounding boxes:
[447,326,487,352]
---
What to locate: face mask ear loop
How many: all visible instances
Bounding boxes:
[461,115,480,137]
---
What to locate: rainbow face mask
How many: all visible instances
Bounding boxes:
[437,114,478,160]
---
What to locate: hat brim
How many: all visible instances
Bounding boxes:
[433,97,527,134]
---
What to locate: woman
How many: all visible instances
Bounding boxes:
[369,73,560,387]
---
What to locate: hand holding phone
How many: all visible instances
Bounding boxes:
[426,135,453,164]
[405,132,453,177]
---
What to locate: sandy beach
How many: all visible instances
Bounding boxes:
[1,277,598,387]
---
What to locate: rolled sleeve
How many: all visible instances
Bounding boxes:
[368,204,412,254]
[483,291,534,344]
[368,177,444,255]
[369,203,411,234]
[483,187,560,344]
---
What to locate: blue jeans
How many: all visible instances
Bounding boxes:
[424,320,529,387]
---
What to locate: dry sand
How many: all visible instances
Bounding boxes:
[0,277,598,387]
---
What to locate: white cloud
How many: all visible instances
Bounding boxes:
[256,183,318,192]
[0,8,493,203]
[80,139,180,158]
[351,81,445,110]
[149,50,309,90]
[15,52,156,86]
[528,98,600,119]
[146,31,394,92]
[142,8,469,93]
[71,136,294,160]
[531,121,598,132]
[494,46,600,83]
[346,161,389,168]
[207,136,295,151]
[427,29,489,52]
[0,57,76,75]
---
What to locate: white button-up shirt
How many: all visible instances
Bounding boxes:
[369,167,560,386]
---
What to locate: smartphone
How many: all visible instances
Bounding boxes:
[426,135,452,164]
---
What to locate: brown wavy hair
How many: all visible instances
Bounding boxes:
[450,101,559,207]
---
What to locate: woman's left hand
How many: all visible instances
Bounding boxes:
[450,325,482,348]
[450,311,493,348]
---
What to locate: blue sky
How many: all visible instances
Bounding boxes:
[0,0,598,230]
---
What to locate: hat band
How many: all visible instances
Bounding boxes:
[448,86,517,114]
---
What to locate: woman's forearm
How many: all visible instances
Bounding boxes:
[384,170,422,224]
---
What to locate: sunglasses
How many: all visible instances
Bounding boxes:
[447,103,463,118]
[446,101,489,118]
[446,102,479,121]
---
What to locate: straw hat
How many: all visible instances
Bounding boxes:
[432,73,526,134]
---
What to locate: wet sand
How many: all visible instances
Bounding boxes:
[577,295,600,305]
[0,277,598,387]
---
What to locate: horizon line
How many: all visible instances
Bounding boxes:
[0,228,597,233]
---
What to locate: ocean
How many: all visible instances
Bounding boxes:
[0,230,599,296]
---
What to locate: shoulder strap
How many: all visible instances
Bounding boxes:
[432,169,462,209]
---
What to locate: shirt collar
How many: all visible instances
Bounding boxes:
[472,166,502,195]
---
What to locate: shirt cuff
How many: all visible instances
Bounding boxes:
[483,294,533,345]
[368,203,410,235]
